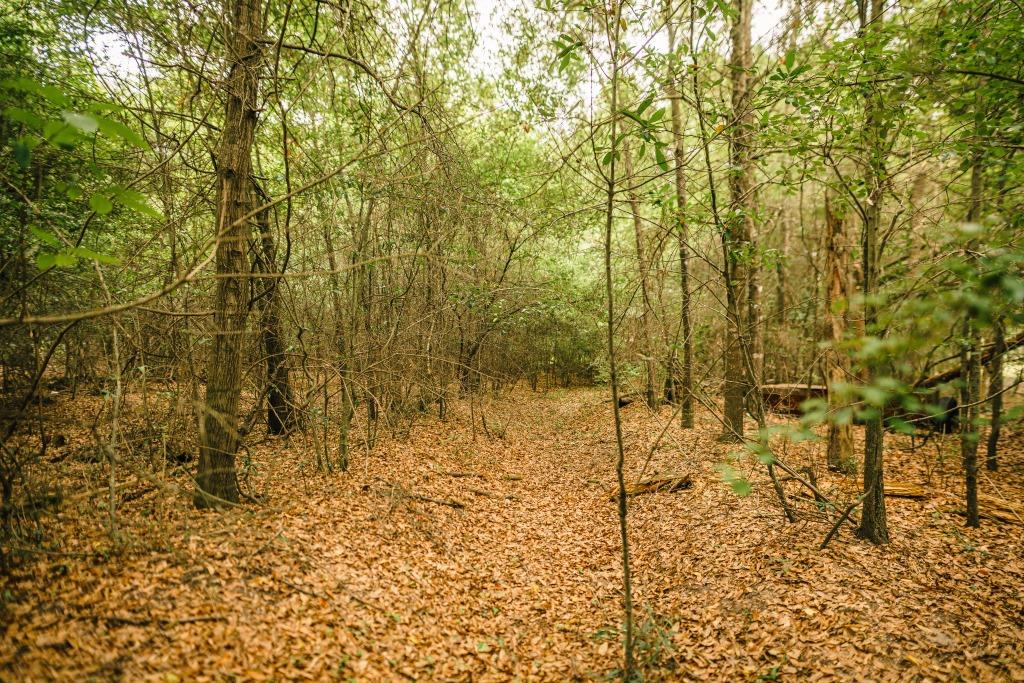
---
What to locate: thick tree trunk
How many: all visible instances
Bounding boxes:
[666,0,694,428]
[195,0,262,508]
[720,0,754,442]
[824,193,855,473]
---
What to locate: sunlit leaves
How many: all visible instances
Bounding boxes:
[29,225,60,247]
[2,78,151,171]
[553,33,584,73]
[716,462,752,497]
[89,193,114,215]
[62,111,98,134]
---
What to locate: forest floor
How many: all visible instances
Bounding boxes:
[2,386,1023,682]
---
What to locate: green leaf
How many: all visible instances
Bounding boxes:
[0,78,69,106]
[38,85,70,107]
[13,139,30,169]
[860,385,889,407]
[35,253,56,270]
[71,246,119,265]
[885,417,916,435]
[62,112,98,134]
[29,225,60,247]
[43,120,79,148]
[730,479,752,496]
[655,146,668,172]
[97,116,150,150]
[115,187,163,219]
[3,107,43,129]
[785,49,796,72]
[89,193,114,215]
[621,109,646,127]
[54,252,77,267]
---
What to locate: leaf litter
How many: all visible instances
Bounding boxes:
[1,387,1022,681]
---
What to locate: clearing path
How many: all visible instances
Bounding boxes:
[2,388,1022,681]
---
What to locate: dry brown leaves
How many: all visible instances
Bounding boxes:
[2,387,1023,681]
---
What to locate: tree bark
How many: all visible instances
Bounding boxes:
[720,0,754,443]
[986,320,1004,471]
[824,193,855,473]
[856,0,889,544]
[960,140,983,526]
[665,0,694,428]
[254,203,295,436]
[195,0,262,508]
[961,319,981,527]
[324,227,354,471]
[603,12,634,676]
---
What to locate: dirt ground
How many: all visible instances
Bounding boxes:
[2,387,1022,681]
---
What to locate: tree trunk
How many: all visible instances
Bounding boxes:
[856,0,889,544]
[960,138,983,525]
[666,0,694,428]
[720,0,753,443]
[194,0,262,508]
[961,319,981,527]
[255,202,295,436]
[623,150,658,410]
[603,15,635,677]
[324,227,354,471]
[824,192,855,473]
[986,320,1004,471]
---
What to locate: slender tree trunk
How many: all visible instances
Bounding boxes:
[255,203,295,436]
[623,150,658,410]
[961,319,981,527]
[195,0,262,508]
[666,0,694,428]
[824,193,855,473]
[856,0,889,544]
[720,0,753,443]
[986,320,1004,471]
[960,141,984,526]
[775,214,787,346]
[324,227,353,471]
[603,8,634,677]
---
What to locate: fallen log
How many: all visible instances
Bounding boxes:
[609,473,692,501]
[916,329,1024,389]
[944,493,1022,525]
[829,481,928,500]
[883,482,928,499]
